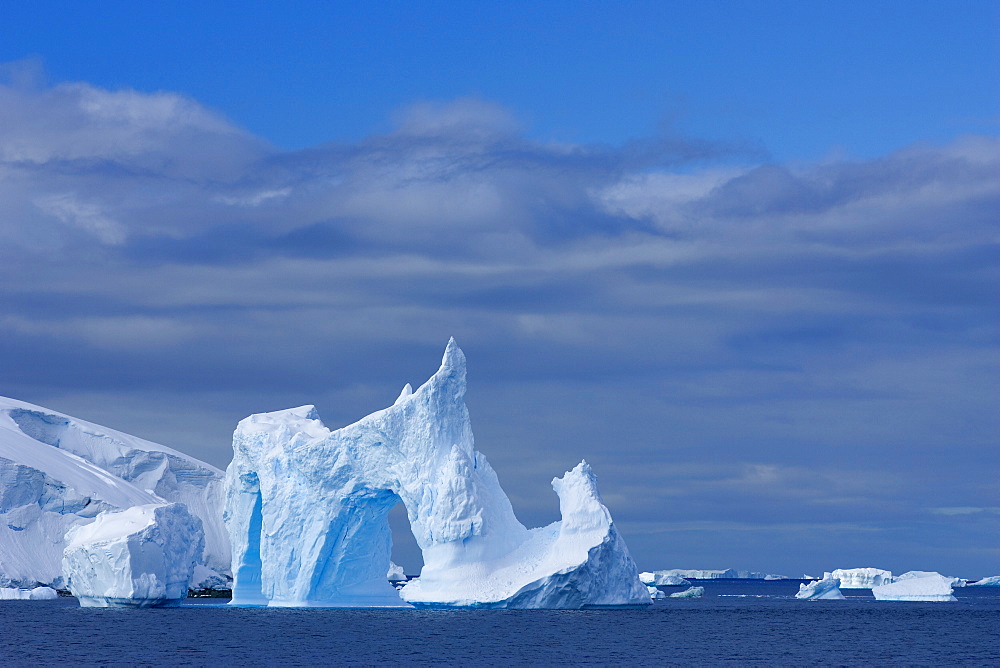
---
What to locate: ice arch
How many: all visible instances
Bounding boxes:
[223,339,649,608]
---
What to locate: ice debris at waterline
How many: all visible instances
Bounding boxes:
[0,586,58,600]
[639,571,690,586]
[795,576,845,600]
[871,572,957,602]
[670,586,704,598]
[0,396,229,590]
[62,503,203,608]
[824,567,894,589]
[224,339,650,609]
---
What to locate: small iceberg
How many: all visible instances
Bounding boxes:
[669,586,704,598]
[871,572,957,602]
[795,576,845,600]
[647,585,666,600]
[0,586,58,600]
[969,575,1000,587]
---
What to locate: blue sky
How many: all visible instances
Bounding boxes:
[0,2,998,577]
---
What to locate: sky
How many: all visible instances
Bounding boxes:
[0,1,998,578]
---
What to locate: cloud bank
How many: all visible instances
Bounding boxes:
[1,71,997,576]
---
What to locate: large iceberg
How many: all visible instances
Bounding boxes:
[824,567,894,589]
[0,397,229,589]
[641,568,778,580]
[795,575,845,600]
[224,339,649,609]
[871,572,957,602]
[62,502,203,607]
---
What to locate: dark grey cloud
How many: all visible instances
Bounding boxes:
[1,71,997,577]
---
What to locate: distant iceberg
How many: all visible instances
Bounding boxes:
[969,575,1000,587]
[643,568,782,580]
[62,502,203,608]
[824,568,894,589]
[669,586,704,598]
[871,572,956,602]
[795,576,845,600]
[224,340,649,609]
[639,571,690,586]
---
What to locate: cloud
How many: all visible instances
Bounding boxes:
[1,68,997,576]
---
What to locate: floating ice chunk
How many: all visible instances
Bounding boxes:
[669,586,704,598]
[0,586,58,600]
[224,339,649,609]
[62,503,204,608]
[871,572,956,602]
[795,576,845,600]
[647,585,666,599]
[970,575,1000,586]
[639,571,690,586]
[824,567,894,588]
[386,561,406,581]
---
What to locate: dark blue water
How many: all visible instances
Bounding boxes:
[1,581,998,666]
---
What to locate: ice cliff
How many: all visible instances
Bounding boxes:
[224,339,650,609]
[0,397,229,589]
[62,502,203,607]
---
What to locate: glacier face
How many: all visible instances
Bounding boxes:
[224,339,649,609]
[795,576,845,600]
[62,502,203,608]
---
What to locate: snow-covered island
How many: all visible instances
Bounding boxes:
[0,396,229,592]
[224,339,650,609]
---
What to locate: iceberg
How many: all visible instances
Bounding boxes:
[0,586,58,600]
[639,571,690,586]
[647,585,666,600]
[670,586,704,598]
[224,339,650,609]
[824,567,894,588]
[62,502,203,608]
[871,572,957,602]
[386,561,407,581]
[0,396,229,588]
[795,576,845,600]
[642,568,777,580]
[970,575,1000,586]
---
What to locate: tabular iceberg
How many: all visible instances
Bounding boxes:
[0,397,229,589]
[224,339,649,609]
[871,572,957,602]
[795,575,845,600]
[639,571,690,586]
[824,567,894,588]
[62,502,204,608]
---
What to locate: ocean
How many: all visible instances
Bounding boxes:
[1,580,998,666]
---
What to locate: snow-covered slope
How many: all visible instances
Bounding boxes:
[225,339,649,608]
[0,396,229,587]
